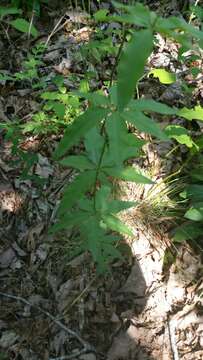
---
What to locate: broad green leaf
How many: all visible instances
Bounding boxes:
[190,166,203,182]
[117,29,153,111]
[105,166,154,184]
[41,92,59,100]
[59,155,94,170]
[185,205,203,221]
[128,99,177,115]
[155,16,203,44]
[149,69,176,84]
[123,111,168,140]
[165,125,194,148]
[10,18,38,37]
[178,105,203,121]
[58,170,96,215]
[111,2,154,27]
[102,214,133,236]
[180,185,203,201]
[54,107,109,159]
[0,7,21,17]
[94,9,108,21]
[52,102,66,118]
[173,223,203,242]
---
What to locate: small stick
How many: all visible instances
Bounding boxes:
[28,10,34,40]
[0,291,95,359]
[45,15,67,47]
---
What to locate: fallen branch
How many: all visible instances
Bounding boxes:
[0,291,95,360]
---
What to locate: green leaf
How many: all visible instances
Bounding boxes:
[173,223,203,242]
[117,29,153,111]
[106,112,129,166]
[52,102,66,118]
[84,126,105,165]
[111,2,154,27]
[0,6,22,17]
[105,166,154,184]
[95,186,111,213]
[10,18,38,37]
[178,105,203,121]
[129,99,177,115]
[181,185,203,201]
[102,214,133,236]
[123,111,168,140]
[58,170,96,215]
[165,125,195,148]
[74,91,110,107]
[54,107,109,159]
[106,112,145,165]
[50,211,90,232]
[94,9,108,21]
[59,155,94,170]
[108,200,137,214]
[95,186,136,214]
[185,205,203,221]
[149,69,176,84]
[0,73,14,81]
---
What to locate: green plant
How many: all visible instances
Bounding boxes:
[11,0,48,15]
[50,2,203,272]
[0,2,39,37]
[0,42,46,86]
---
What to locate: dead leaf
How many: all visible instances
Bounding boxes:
[0,331,19,348]
[0,248,16,268]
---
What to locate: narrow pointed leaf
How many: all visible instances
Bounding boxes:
[105,166,153,183]
[58,170,96,215]
[59,155,94,170]
[129,99,177,115]
[102,214,133,236]
[106,112,129,166]
[54,107,109,159]
[84,126,105,164]
[123,111,168,140]
[50,211,90,232]
[108,200,137,213]
[117,29,153,111]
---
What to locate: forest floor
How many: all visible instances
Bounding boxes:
[0,1,203,359]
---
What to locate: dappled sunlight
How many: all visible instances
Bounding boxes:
[0,184,25,214]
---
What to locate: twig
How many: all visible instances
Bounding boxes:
[0,291,95,359]
[45,15,67,47]
[110,27,127,87]
[28,10,35,40]
[188,0,200,24]
[167,316,179,360]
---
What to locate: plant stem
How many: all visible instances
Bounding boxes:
[92,28,128,210]
[110,27,127,86]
